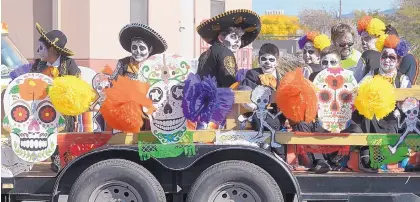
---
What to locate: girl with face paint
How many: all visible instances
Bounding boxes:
[331,23,362,69]
[112,23,167,80]
[298,32,331,80]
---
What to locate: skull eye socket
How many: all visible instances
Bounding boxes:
[263,99,268,103]
[131,45,138,51]
[269,58,276,62]
[149,88,163,103]
[11,105,30,123]
[38,105,56,123]
[261,57,267,61]
[139,45,146,51]
[171,85,184,100]
[414,110,418,115]
[257,99,261,103]
[407,110,411,114]
[318,90,332,103]
[339,91,353,103]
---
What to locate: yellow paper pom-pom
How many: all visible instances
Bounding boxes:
[48,76,96,116]
[375,34,388,52]
[313,34,331,51]
[366,18,386,37]
[354,76,396,120]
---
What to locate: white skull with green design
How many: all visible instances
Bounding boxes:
[2,73,65,162]
[139,54,191,144]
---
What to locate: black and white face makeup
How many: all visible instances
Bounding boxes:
[320,53,340,69]
[221,27,244,53]
[259,54,277,74]
[37,41,49,61]
[303,42,320,64]
[131,38,150,62]
[361,34,377,52]
[334,32,354,59]
[380,48,399,74]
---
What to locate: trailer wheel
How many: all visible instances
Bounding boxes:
[187,160,283,202]
[68,159,165,202]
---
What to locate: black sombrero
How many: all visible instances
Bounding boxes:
[36,23,74,56]
[197,9,261,48]
[119,23,168,56]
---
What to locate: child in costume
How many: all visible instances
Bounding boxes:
[331,23,362,69]
[292,46,363,173]
[196,9,261,88]
[111,23,167,80]
[298,32,331,80]
[352,16,386,82]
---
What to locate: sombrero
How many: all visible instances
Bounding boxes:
[36,23,74,56]
[119,23,168,56]
[197,9,261,48]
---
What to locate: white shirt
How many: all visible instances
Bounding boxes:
[47,55,61,67]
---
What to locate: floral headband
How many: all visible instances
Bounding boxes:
[357,15,386,37]
[298,31,331,51]
[376,34,410,57]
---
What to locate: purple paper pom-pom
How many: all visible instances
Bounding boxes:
[10,63,31,80]
[298,35,308,50]
[236,68,249,82]
[182,73,234,124]
[396,39,410,57]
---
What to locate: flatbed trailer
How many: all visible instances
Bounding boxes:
[2,90,420,202]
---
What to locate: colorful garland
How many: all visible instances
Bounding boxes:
[376,34,410,57]
[357,15,386,37]
[298,31,331,51]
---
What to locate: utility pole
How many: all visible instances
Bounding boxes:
[339,0,342,19]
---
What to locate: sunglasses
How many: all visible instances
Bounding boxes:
[338,42,354,47]
[321,60,339,66]
[303,49,315,55]
[381,54,397,61]
[261,57,276,62]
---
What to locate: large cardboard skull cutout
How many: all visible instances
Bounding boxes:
[2,73,65,162]
[139,54,191,144]
[313,68,357,132]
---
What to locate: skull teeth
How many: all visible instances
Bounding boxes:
[19,138,49,151]
[153,117,186,132]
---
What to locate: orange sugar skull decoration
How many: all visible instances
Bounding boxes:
[2,73,65,163]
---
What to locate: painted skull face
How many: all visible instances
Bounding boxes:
[380,48,399,74]
[334,32,354,59]
[313,68,357,132]
[140,54,191,144]
[131,38,150,62]
[401,97,419,121]
[251,85,272,110]
[321,53,340,69]
[37,41,49,61]
[259,54,277,74]
[303,42,320,64]
[92,73,112,105]
[2,73,65,162]
[222,27,244,53]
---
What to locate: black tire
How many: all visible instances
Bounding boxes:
[187,160,283,202]
[68,159,166,202]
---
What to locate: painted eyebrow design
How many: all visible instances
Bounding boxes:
[11,100,31,109]
[36,100,53,111]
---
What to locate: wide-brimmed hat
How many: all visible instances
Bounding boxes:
[119,23,167,56]
[36,23,74,56]
[197,9,261,48]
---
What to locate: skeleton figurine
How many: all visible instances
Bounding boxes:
[238,85,282,148]
[90,73,112,131]
[389,97,420,154]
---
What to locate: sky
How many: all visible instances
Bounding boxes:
[252,0,395,16]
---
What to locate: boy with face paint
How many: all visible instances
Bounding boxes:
[196,9,261,88]
[298,32,331,80]
[331,23,362,69]
[111,23,167,80]
[292,46,363,174]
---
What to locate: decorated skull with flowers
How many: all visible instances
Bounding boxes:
[2,73,65,162]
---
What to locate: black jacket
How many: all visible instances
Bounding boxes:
[30,56,80,77]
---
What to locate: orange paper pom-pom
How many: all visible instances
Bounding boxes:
[306,31,320,41]
[357,16,373,32]
[276,68,318,123]
[384,35,400,49]
[100,76,155,133]
[101,65,114,75]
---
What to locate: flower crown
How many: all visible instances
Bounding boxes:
[376,34,410,57]
[298,31,331,51]
[357,16,386,37]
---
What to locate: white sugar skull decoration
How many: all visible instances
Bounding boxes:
[131,38,150,62]
[2,73,65,162]
[139,53,191,144]
[313,68,358,132]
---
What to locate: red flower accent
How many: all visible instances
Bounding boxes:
[325,75,344,90]
[12,106,29,122]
